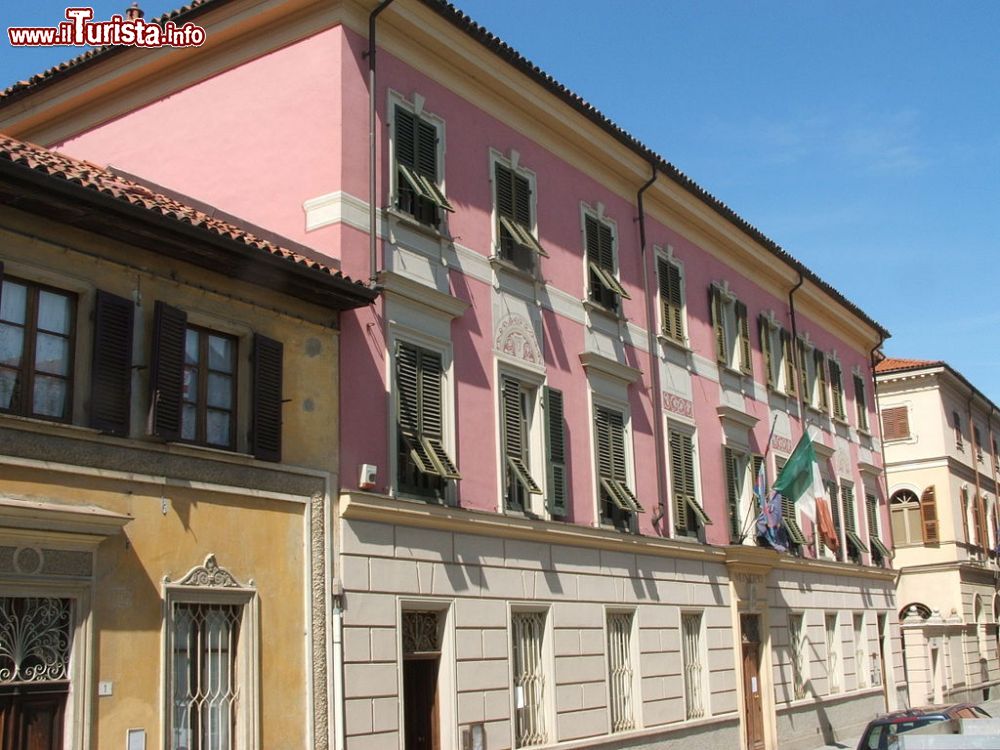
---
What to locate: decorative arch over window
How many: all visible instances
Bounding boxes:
[899,602,931,621]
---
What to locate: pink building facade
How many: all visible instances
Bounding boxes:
[1,1,903,749]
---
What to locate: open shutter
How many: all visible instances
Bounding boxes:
[544,387,567,517]
[781,329,796,396]
[759,316,774,388]
[829,360,845,419]
[251,334,283,462]
[609,410,641,512]
[920,485,939,543]
[396,342,438,477]
[417,348,460,480]
[854,375,869,430]
[90,290,134,436]
[501,378,541,495]
[709,286,726,363]
[670,431,688,530]
[149,301,186,441]
[797,340,809,399]
[781,493,807,544]
[815,350,829,411]
[842,485,868,553]
[736,301,752,375]
[724,448,740,541]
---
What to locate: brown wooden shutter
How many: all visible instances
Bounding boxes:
[920,485,939,544]
[881,406,910,440]
[251,334,283,462]
[149,301,186,441]
[736,301,752,375]
[781,329,796,396]
[544,387,567,517]
[815,350,829,410]
[829,360,845,419]
[90,290,135,436]
[709,287,725,363]
[759,316,774,388]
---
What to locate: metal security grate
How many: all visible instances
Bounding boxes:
[825,614,840,694]
[788,614,807,700]
[607,612,635,732]
[0,597,71,685]
[172,602,241,750]
[511,612,547,747]
[682,613,704,719]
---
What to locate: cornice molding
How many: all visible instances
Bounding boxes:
[378,270,470,320]
[578,351,643,385]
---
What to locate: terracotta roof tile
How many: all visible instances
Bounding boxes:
[875,357,944,374]
[0,133,367,289]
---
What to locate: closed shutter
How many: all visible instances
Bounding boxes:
[396,342,460,480]
[880,406,910,440]
[90,290,134,436]
[854,375,869,430]
[920,485,939,543]
[709,287,726,363]
[501,377,541,495]
[416,118,437,181]
[251,334,283,462]
[815,350,829,411]
[843,484,868,553]
[797,340,809,398]
[671,430,708,531]
[829,360,845,419]
[736,301,752,375]
[759,316,774,388]
[395,107,416,169]
[781,329,796,396]
[149,301,186,441]
[595,406,641,513]
[867,493,891,558]
[781,492,806,544]
[658,258,683,341]
[543,387,567,517]
[724,448,741,541]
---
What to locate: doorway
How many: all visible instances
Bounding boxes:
[0,685,67,750]
[740,614,765,750]
[402,611,442,750]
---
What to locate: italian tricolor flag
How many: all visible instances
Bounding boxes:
[773,431,838,550]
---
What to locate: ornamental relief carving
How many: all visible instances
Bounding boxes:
[174,554,247,589]
[662,392,694,419]
[494,314,541,366]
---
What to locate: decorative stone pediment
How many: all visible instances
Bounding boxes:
[495,313,542,367]
[176,554,246,589]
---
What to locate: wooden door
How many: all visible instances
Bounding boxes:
[740,615,765,750]
[0,685,66,750]
[403,657,440,750]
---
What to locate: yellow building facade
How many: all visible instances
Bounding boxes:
[0,137,374,749]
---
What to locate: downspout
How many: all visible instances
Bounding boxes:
[787,271,805,417]
[635,162,664,532]
[969,390,987,553]
[368,0,396,284]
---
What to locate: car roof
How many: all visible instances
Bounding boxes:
[873,704,979,722]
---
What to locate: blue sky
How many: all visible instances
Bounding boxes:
[3,1,999,403]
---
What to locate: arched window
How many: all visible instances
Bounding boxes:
[899,602,931,621]
[891,490,921,545]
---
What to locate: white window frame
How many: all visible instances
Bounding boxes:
[387,325,457,504]
[788,612,809,700]
[497,363,546,517]
[162,554,259,750]
[853,613,869,689]
[580,202,626,314]
[508,605,555,748]
[680,610,709,719]
[489,149,543,277]
[387,90,449,229]
[655,245,687,346]
[591,394,639,529]
[604,607,640,734]
[825,612,841,695]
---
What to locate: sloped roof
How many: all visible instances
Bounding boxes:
[875,357,944,374]
[0,134,376,308]
[0,0,888,337]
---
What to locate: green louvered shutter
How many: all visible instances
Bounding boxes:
[501,377,541,496]
[843,484,868,554]
[416,118,437,181]
[513,173,531,227]
[418,349,460,479]
[797,340,809,399]
[854,375,869,430]
[782,329,797,396]
[544,387,567,517]
[736,301,752,375]
[830,360,845,419]
[759,316,774,389]
[396,341,435,476]
[495,163,514,221]
[725,448,741,542]
[395,106,416,168]
[670,430,688,530]
[709,287,726,363]
[815,350,829,411]
[658,258,683,342]
[751,454,764,516]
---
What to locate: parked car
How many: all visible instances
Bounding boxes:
[857,704,991,750]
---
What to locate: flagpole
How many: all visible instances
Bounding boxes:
[739,414,780,541]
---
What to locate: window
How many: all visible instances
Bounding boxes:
[953,410,963,450]
[494,160,546,272]
[501,377,542,512]
[825,613,841,694]
[974,425,984,462]
[853,374,869,432]
[829,359,846,420]
[393,104,453,227]
[182,326,237,449]
[0,275,75,421]
[853,614,868,689]
[758,315,790,391]
[585,213,629,313]
[657,254,685,343]
[149,303,283,461]
[511,611,548,747]
[841,483,867,564]
[788,613,807,700]
[166,555,257,750]
[866,492,890,565]
[795,339,828,411]
[781,329,797,397]
[814,350,830,413]
[681,612,705,719]
[819,479,841,559]
[670,427,711,537]
[724,449,762,544]
[395,341,460,499]
[709,284,751,375]
[775,457,806,549]
[881,405,909,441]
[606,611,636,732]
[543,388,568,518]
[594,404,642,530]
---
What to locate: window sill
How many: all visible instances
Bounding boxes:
[385,207,450,243]
[582,299,623,324]
[166,440,253,461]
[0,412,101,437]
[488,255,538,284]
[656,333,691,353]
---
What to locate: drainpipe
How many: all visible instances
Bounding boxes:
[331,585,346,750]
[787,271,805,418]
[970,390,987,553]
[367,0,396,284]
[635,162,664,532]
